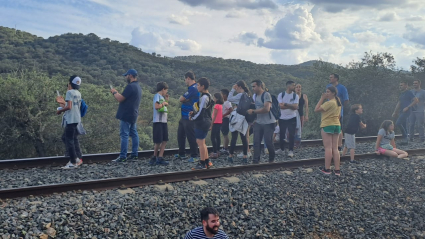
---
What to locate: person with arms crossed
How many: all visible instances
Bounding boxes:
[326,73,349,151]
[177,71,200,162]
[110,69,142,162]
[409,79,425,142]
[184,207,229,239]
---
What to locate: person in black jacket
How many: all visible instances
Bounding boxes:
[342,104,366,163]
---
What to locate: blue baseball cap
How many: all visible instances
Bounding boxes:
[123,69,138,76]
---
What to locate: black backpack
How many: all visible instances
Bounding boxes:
[261,92,281,119]
[236,92,256,123]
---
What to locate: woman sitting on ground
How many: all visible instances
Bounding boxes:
[375,120,408,158]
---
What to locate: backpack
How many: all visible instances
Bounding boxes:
[261,92,281,119]
[236,92,256,123]
[281,91,297,102]
[80,99,88,117]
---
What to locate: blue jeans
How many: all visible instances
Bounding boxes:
[409,111,424,140]
[396,111,410,139]
[120,120,139,158]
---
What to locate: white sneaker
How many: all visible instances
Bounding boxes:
[275,149,284,155]
[76,158,83,166]
[62,162,77,169]
[264,148,269,154]
[288,151,294,157]
[237,152,252,158]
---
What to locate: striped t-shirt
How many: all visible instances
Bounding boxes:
[184,227,229,239]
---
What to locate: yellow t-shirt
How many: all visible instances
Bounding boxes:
[320,99,341,128]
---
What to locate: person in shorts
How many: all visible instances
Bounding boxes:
[375,120,408,158]
[190,77,214,170]
[149,82,170,166]
[220,89,233,154]
[315,86,342,176]
[342,104,366,163]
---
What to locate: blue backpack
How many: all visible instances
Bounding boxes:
[80,99,88,117]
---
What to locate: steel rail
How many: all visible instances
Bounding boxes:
[0,135,402,170]
[1,148,423,199]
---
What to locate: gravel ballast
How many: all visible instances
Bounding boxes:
[0,140,423,189]
[0,156,424,238]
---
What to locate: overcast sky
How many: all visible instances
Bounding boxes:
[1,0,425,69]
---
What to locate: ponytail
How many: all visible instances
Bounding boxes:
[236,80,251,97]
[335,96,342,107]
[327,86,341,106]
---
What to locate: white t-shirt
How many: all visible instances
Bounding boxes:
[277,91,299,120]
[222,101,232,118]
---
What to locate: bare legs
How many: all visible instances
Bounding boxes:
[196,139,208,161]
[342,147,355,161]
[381,148,408,159]
[321,129,340,170]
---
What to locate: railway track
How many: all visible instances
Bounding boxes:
[1,147,423,199]
[0,135,403,169]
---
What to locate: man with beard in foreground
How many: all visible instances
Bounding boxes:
[185,207,229,239]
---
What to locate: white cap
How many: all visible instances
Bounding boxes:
[72,77,81,85]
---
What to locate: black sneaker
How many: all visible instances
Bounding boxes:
[192,162,206,170]
[334,170,341,176]
[242,158,248,164]
[156,157,169,166]
[127,155,139,161]
[320,167,331,175]
[349,160,359,164]
[112,157,127,163]
[149,157,157,166]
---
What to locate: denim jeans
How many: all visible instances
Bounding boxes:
[62,128,82,159]
[279,117,297,151]
[409,111,424,140]
[120,120,139,158]
[396,111,410,139]
[65,123,79,164]
[253,123,275,163]
[177,118,198,157]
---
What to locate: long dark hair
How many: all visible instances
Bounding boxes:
[380,120,394,134]
[236,80,251,97]
[214,92,224,105]
[327,86,341,106]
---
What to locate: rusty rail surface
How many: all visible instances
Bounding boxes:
[1,147,422,199]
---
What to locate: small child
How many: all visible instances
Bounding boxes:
[342,104,366,163]
[210,93,224,159]
[220,89,233,154]
[190,77,214,170]
[149,82,170,166]
[375,120,408,158]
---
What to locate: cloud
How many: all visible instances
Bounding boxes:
[406,15,425,21]
[171,39,202,51]
[308,0,410,12]
[378,12,399,22]
[168,14,190,25]
[233,31,259,46]
[178,0,278,10]
[353,31,386,44]
[130,28,167,52]
[270,49,309,65]
[225,11,247,18]
[258,7,321,50]
[403,24,425,46]
[181,10,211,17]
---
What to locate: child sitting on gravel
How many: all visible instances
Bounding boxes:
[375,120,408,158]
[342,104,366,163]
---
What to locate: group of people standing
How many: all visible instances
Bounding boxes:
[55,69,423,176]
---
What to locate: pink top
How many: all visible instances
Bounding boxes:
[214,104,223,124]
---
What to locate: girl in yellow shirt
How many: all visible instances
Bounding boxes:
[314,86,342,176]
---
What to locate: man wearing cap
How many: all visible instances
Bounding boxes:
[110,69,142,162]
[56,75,83,169]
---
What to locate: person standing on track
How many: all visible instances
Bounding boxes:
[375,120,408,158]
[184,207,229,239]
[110,69,142,163]
[326,73,349,151]
[341,104,367,163]
[220,89,233,155]
[190,77,214,170]
[177,71,200,163]
[210,93,224,159]
[227,80,251,164]
[247,80,276,164]
[409,79,425,142]
[392,80,418,145]
[276,81,299,158]
[56,75,83,169]
[149,82,170,166]
[295,83,308,147]
[315,86,342,176]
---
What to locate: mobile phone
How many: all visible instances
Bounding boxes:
[109,85,113,90]
[56,90,60,96]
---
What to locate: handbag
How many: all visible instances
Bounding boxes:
[158,98,168,113]
[77,122,87,135]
